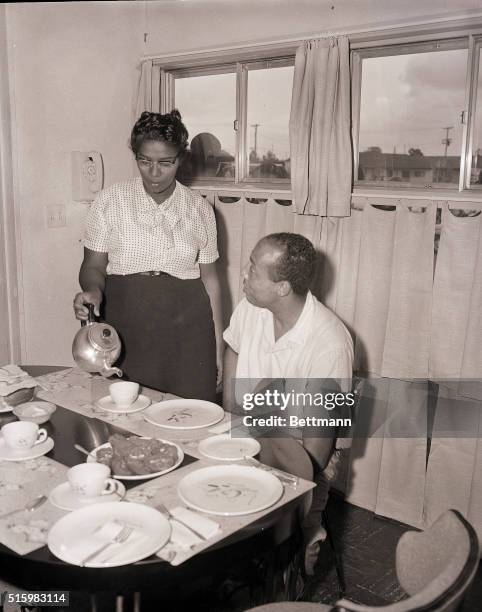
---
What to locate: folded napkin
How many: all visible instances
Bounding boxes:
[0,364,38,396]
[60,521,145,566]
[156,507,220,566]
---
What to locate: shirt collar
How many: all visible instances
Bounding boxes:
[263,291,315,350]
[134,178,180,229]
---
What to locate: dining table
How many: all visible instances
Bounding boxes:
[0,366,315,611]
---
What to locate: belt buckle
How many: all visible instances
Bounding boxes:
[151,270,162,276]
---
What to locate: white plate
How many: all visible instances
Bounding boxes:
[49,481,126,511]
[144,399,224,430]
[177,464,283,516]
[95,394,151,414]
[0,436,54,461]
[48,502,170,567]
[87,438,184,480]
[198,435,261,461]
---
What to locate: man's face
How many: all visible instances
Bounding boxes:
[243,240,282,308]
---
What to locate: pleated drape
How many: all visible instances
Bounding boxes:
[314,201,435,524]
[214,197,322,328]
[133,59,153,121]
[214,196,481,532]
[425,206,482,542]
[289,37,352,217]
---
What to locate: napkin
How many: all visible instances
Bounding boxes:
[0,364,38,396]
[60,521,144,566]
[156,507,220,565]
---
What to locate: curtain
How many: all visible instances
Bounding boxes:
[289,36,351,217]
[425,205,482,542]
[133,59,153,122]
[214,196,322,328]
[214,195,482,534]
[318,201,435,525]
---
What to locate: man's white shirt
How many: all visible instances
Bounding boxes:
[223,291,354,383]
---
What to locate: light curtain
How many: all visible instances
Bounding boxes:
[425,206,482,543]
[289,36,352,217]
[214,197,435,527]
[133,59,153,122]
[318,200,435,526]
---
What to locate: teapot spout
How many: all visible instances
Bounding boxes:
[100,366,123,379]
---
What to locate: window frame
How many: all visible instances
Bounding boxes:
[157,50,295,188]
[152,19,482,197]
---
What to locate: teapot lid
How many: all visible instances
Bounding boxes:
[87,324,120,353]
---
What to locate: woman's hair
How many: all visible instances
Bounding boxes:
[130,110,189,154]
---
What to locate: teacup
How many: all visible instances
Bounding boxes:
[109,381,139,408]
[1,421,48,451]
[68,463,119,499]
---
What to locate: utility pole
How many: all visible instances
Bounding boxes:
[442,126,453,157]
[251,124,260,159]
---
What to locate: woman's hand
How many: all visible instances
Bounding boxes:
[73,289,103,321]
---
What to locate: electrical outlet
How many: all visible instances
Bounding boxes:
[46,204,67,228]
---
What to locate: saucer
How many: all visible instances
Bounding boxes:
[95,395,151,414]
[0,436,54,461]
[49,481,126,511]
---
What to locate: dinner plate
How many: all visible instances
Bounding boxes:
[95,394,151,414]
[0,436,54,461]
[198,435,261,461]
[48,502,170,567]
[49,480,126,511]
[87,438,184,480]
[144,399,224,430]
[177,464,284,516]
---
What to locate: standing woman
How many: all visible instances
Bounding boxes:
[73,110,222,402]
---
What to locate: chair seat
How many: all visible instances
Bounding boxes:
[246,603,332,612]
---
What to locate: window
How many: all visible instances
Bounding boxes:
[355,41,468,189]
[161,56,294,186]
[353,33,482,192]
[469,41,482,187]
[157,27,482,194]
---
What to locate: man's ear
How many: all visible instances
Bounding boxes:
[277,280,291,297]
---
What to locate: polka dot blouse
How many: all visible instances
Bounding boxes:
[84,178,219,279]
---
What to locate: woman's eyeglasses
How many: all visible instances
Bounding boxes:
[136,153,180,169]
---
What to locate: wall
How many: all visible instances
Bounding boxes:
[5,0,482,366]
[143,0,482,56]
[0,3,20,364]
[6,1,143,365]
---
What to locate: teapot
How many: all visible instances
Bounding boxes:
[72,304,123,378]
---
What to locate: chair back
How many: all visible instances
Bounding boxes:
[334,509,480,612]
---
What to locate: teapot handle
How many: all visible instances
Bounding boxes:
[81,303,96,327]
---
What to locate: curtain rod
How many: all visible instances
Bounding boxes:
[191,187,482,209]
[141,11,482,62]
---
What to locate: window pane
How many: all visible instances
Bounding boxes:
[247,65,293,180]
[470,47,482,187]
[358,48,467,188]
[175,72,236,181]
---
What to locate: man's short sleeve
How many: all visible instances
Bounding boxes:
[198,202,219,264]
[223,300,247,354]
[84,193,109,253]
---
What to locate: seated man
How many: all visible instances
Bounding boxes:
[223,232,354,574]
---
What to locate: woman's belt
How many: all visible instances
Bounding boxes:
[134,270,171,277]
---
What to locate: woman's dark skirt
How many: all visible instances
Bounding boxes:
[103,273,216,402]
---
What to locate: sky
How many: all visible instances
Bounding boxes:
[174,47,481,163]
